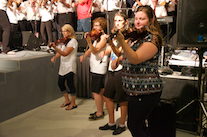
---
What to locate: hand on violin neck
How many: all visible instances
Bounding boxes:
[85,36,92,44]
[49,42,56,49]
[115,31,125,43]
[84,32,90,38]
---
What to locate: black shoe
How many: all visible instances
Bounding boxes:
[88,114,104,121]
[112,126,126,135]
[99,123,116,130]
[90,111,105,116]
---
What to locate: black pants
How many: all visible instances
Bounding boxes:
[58,72,76,94]
[127,92,162,137]
[0,10,11,53]
[28,20,41,34]
[18,20,27,31]
[57,12,75,30]
[52,19,60,42]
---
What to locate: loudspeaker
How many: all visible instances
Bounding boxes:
[148,99,176,137]
[160,77,199,132]
[8,31,23,50]
[75,32,87,52]
[177,0,207,47]
[22,31,40,50]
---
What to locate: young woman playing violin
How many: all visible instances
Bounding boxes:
[50,24,78,110]
[112,6,163,137]
[79,17,108,121]
[98,13,128,135]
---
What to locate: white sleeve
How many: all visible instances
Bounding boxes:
[140,0,149,5]
[67,38,78,49]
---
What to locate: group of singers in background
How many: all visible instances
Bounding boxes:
[0,0,177,54]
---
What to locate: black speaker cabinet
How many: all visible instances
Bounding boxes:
[75,32,87,52]
[22,31,40,50]
[8,31,23,50]
[177,0,207,47]
[148,99,176,137]
[160,77,199,132]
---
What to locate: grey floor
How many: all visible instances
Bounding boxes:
[0,96,199,137]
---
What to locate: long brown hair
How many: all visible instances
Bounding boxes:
[136,5,163,44]
[113,12,129,31]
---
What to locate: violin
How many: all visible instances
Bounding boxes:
[8,0,13,6]
[42,0,48,10]
[7,0,14,11]
[52,0,57,6]
[87,30,103,40]
[55,37,70,46]
[48,37,71,53]
[110,26,150,41]
[31,0,36,8]
[16,0,22,8]
[49,37,70,48]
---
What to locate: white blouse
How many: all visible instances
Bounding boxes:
[58,38,78,76]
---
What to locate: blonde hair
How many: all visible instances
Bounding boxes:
[61,24,76,38]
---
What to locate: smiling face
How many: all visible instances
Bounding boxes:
[134,11,151,30]
[93,22,102,31]
[114,15,126,30]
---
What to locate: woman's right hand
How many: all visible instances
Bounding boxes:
[111,58,119,70]
[99,51,105,58]
[51,56,55,63]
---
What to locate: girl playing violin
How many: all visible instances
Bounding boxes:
[79,17,108,120]
[50,24,78,110]
[98,12,128,135]
[113,5,163,137]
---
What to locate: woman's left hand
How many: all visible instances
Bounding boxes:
[50,42,56,49]
[85,35,91,43]
[115,31,125,44]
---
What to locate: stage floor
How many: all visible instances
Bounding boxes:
[0,96,197,137]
